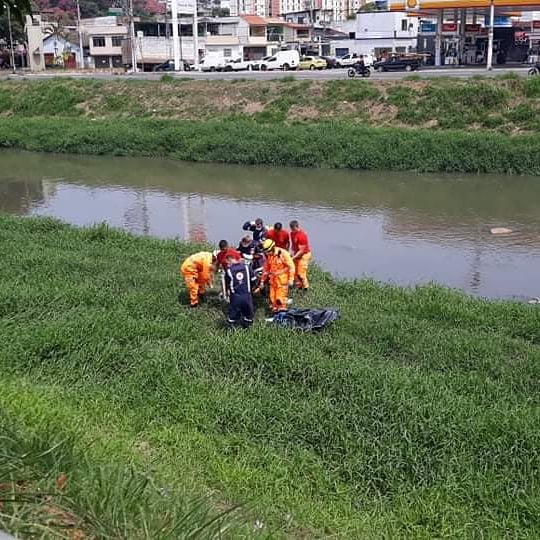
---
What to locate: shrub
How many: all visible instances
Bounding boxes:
[325,80,380,103]
[505,104,537,123]
[0,117,539,174]
[523,76,540,98]
[11,81,84,116]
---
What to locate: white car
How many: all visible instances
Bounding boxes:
[336,53,374,68]
[223,58,253,71]
[199,53,226,72]
[251,56,272,71]
[258,50,300,71]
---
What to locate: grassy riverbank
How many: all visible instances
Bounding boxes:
[1,214,540,538]
[0,77,539,173]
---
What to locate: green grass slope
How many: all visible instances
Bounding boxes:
[1,215,540,538]
[0,77,540,173]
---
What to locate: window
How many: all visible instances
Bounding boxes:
[401,19,408,31]
[223,48,232,57]
[93,36,106,47]
[112,36,123,47]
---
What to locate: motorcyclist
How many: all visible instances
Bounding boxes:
[355,55,366,73]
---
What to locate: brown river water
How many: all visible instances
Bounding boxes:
[1,150,539,299]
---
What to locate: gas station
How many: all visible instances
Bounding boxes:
[388,0,540,68]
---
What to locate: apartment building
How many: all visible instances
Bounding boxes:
[278,0,362,23]
[355,12,418,56]
[84,16,128,68]
[122,14,311,68]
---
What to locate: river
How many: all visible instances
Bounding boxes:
[1,150,539,299]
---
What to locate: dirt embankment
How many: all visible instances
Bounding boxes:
[0,76,539,132]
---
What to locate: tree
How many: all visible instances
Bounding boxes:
[0,12,24,42]
[0,0,32,24]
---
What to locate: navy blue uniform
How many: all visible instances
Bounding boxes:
[237,239,265,271]
[225,262,258,327]
[242,221,267,244]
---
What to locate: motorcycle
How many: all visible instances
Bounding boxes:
[347,64,371,78]
[528,63,540,76]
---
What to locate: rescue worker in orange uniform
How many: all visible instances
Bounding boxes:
[180,251,217,308]
[255,239,295,313]
[289,220,312,290]
[266,222,290,250]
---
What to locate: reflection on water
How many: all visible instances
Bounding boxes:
[1,150,539,299]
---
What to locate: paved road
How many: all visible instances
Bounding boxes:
[0,65,531,81]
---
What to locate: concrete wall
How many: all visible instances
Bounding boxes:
[25,15,45,71]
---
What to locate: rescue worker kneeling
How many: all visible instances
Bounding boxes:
[225,254,258,328]
[180,251,217,308]
[255,239,295,313]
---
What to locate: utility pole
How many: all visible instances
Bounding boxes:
[76,0,84,68]
[486,0,494,70]
[6,3,16,73]
[128,0,138,72]
[171,0,181,70]
[311,0,315,53]
[193,0,199,69]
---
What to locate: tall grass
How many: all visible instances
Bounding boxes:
[0,77,539,132]
[1,215,539,537]
[0,116,538,174]
[0,414,243,539]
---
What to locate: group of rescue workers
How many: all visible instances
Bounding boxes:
[180,218,312,328]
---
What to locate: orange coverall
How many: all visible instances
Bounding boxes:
[290,229,312,289]
[260,247,295,312]
[180,251,214,307]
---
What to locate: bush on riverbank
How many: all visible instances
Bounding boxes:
[0,77,539,132]
[1,215,539,538]
[1,116,539,174]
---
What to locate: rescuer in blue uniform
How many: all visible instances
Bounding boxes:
[224,254,258,328]
[242,218,268,245]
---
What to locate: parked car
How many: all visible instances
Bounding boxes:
[250,56,271,71]
[153,59,192,72]
[223,58,253,71]
[299,55,327,70]
[321,56,339,69]
[335,53,374,68]
[199,53,226,72]
[259,50,300,71]
[373,56,420,72]
[335,53,359,68]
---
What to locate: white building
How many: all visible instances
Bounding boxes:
[83,16,128,69]
[355,12,418,57]
[279,0,362,23]
[25,15,45,71]
[124,15,311,67]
